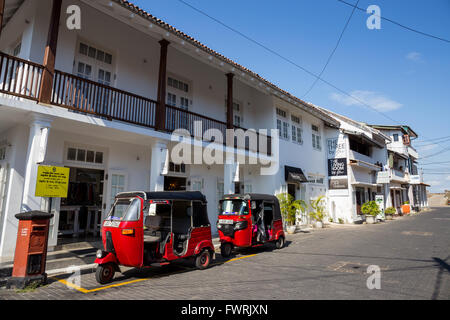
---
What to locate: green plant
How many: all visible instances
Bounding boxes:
[361,201,381,217]
[385,207,396,215]
[276,193,307,226]
[338,218,344,224]
[309,196,327,222]
[403,201,409,205]
[329,217,333,223]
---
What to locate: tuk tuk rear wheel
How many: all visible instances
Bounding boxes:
[275,236,285,249]
[95,263,115,284]
[220,243,233,257]
[195,250,211,270]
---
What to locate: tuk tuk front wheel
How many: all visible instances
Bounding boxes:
[95,263,115,284]
[220,243,233,257]
[195,250,211,270]
[275,236,285,249]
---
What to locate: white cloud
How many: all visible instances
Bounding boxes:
[330,90,403,112]
[406,51,423,62]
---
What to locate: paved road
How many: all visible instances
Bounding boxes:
[1,207,449,300]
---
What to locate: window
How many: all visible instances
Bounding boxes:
[110,174,126,209]
[67,147,104,164]
[225,100,243,127]
[98,69,111,86]
[291,115,303,144]
[276,108,289,140]
[167,93,177,107]
[0,147,6,161]
[308,175,324,184]
[276,108,287,118]
[79,42,112,65]
[168,77,189,93]
[312,125,321,150]
[393,134,399,142]
[169,162,186,174]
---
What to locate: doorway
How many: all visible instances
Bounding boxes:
[58,167,104,242]
[164,176,187,191]
[355,187,365,215]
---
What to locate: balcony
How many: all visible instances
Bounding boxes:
[390,168,408,183]
[0,52,271,155]
[408,146,419,160]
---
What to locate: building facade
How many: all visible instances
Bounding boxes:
[0,0,339,260]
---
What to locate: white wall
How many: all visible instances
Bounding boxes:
[0,125,30,261]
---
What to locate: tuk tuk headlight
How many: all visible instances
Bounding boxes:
[234,221,248,231]
[96,250,105,259]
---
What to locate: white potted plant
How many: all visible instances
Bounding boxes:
[277,193,306,234]
[361,201,380,224]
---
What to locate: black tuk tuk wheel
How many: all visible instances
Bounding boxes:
[220,242,233,257]
[275,236,285,249]
[195,250,211,270]
[95,263,115,284]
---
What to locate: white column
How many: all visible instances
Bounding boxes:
[224,152,238,195]
[150,141,168,191]
[21,114,53,212]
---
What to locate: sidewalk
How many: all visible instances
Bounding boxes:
[0,237,222,288]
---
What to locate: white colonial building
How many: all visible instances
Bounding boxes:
[0,0,338,260]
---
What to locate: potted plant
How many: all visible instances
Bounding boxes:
[361,201,380,224]
[309,196,327,228]
[276,193,307,234]
[401,201,411,215]
[385,207,396,220]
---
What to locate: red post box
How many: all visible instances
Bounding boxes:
[6,211,54,289]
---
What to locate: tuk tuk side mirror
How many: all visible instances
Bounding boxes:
[187,207,193,217]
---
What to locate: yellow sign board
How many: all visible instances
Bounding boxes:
[35,165,70,198]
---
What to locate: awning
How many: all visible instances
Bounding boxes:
[285,166,308,184]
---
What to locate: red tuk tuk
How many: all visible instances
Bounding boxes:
[95,191,215,284]
[217,194,285,257]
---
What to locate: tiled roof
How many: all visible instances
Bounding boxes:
[113,0,340,128]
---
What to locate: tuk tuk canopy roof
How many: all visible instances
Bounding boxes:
[116,191,207,203]
[222,194,282,221]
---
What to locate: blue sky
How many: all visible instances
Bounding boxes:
[133,0,450,192]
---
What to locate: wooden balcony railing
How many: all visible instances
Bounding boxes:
[0,52,43,101]
[165,104,272,155]
[0,52,272,156]
[51,70,157,129]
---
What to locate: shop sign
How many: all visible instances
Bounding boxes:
[376,171,390,184]
[328,158,347,177]
[329,178,348,190]
[35,165,70,198]
[375,195,385,220]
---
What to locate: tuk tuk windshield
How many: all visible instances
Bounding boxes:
[220,200,249,216]
[107,198,140,221]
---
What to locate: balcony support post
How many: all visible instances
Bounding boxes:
[38,0,62,105]
[156,39,170,131]
[0,0,5,40]
[226,73,234,130]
